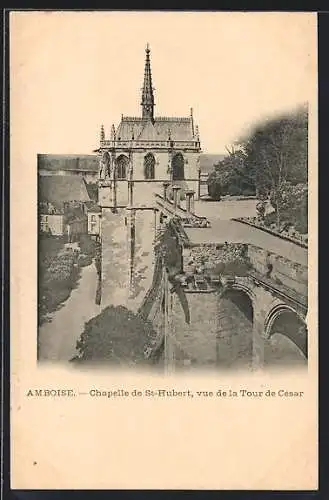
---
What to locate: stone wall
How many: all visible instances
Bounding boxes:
[130,150,200,183]
[182,243,307,298]
[98,149,200,208]
[99,178,200,209]
[182,243,248,274]
[130,181,163,207]
[100,208,130,307]
[247,245,307,296]
[129,209,156,308]
[171,291,218,366]
[100,206,157,311]
[169,288,254,369]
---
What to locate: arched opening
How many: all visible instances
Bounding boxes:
[216,288,254,369]
[172,153,185,181]
[144,153,155,180]
[115,155,128,179]
[265,308,307,367]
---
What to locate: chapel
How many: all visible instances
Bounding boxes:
[97,44,202,208]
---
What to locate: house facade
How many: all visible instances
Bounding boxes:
[87,205,102,240]
[38,176,91,239]
[40,212,65,236]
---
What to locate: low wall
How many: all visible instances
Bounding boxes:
[181,242,307,297]
[233,217,308,249]
[247,245,307,296]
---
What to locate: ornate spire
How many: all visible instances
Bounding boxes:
[190,108,195,137]
[141,43,155,121]
[100,124,105,141]
[110,124,116,141]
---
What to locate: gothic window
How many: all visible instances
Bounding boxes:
[100,151,111,179]
[144,153,155,179]
[115,155,128,179]
[172,153,185,180]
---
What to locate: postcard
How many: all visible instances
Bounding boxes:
[10,11,318,490]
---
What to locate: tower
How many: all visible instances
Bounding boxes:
[141,43,155,121]
[97,44,202,309]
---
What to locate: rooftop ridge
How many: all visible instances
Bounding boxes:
[121,116,191,122]
[155,117,191,122]
[121,116,144,122]
[38,153,97,158]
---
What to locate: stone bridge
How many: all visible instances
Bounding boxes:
[140,191,308,370]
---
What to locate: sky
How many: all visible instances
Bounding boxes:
[11,11,316,154]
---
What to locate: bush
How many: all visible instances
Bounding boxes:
[78,254,92,267]
[208,181,221,201]
[241,187,256,197]
[294,217,308,235]
[38,247,80,325]
[73,305,157,364]
[79,234,96,257]
[227,185,242,196]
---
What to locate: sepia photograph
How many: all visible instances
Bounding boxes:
[36,19,309,372]
[10,11,317,490]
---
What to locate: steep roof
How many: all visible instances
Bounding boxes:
[85,182,98,202]
[38,154,98,172]
[200,154,226,174]
[38,175,91,204]
[116,116,195,142]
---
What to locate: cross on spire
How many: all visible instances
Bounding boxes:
[141,43,155,121]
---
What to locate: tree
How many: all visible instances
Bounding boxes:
[207,148,256,198]
[267,181,308,233]
[207,167,222,200]
[236,105,308,228]
[73,305,157,364]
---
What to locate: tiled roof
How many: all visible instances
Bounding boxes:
[38,154,98,172]
[116,116,195,142]
[38,175,91,204]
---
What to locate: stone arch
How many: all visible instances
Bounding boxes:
[220,287,254,323]
[144,153,155,180]
[216,286,254,368]
[172,152,185,181]
[265,304,307,359]
[226,281,256,304]
[115,154,129,179]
